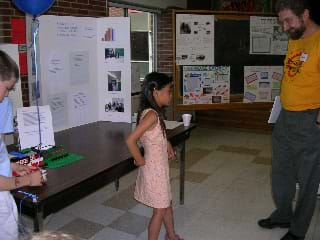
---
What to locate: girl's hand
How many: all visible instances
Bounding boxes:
[134,158,145,166]
[167,141,176,160]
[11,163,30,176]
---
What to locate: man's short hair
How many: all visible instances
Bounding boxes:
[275,0,310,16]
[0,50,19,82]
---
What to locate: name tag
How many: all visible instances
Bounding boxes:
[300,52,308,62]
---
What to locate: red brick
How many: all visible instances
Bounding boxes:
[78,0,89,4]
[0,8,14,15]
[58,1,71,7]
[0,2,10,8]
[89,0,106,7]
[71,3,89,9]
[1,16,11,22]
[0,36,11,43]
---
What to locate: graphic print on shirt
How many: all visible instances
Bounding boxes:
[285,51,303,78]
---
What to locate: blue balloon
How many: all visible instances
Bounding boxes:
[12,0,55,17]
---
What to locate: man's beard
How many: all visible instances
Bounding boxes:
[287,22,306,40]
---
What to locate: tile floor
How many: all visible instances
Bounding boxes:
[21,127,320,240]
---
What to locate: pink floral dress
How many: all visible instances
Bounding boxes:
[134,109,172,208]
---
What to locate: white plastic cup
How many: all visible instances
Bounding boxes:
[131,112,138,123]
[182,114,192,127]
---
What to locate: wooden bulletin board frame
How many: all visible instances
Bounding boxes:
[172,10,281,118]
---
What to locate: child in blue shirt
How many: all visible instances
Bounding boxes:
[0,50,43,239]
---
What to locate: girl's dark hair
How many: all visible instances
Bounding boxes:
[137,72,173,138]
[0,50,19,82]
[275,0,310,16]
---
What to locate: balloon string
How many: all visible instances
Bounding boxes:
[32,18,43,151]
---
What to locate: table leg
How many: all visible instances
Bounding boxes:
[114,179,119,191]
[180,142,186,205]
[33,204,43,232]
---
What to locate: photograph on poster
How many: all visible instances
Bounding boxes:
[252,36,271,53]
[107,71,121,91]
[259,82,270,88]
[105,98,124,112]
[105,48,124,64]
[180,22,191,34]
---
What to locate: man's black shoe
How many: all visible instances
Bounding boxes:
[280,231,305,240]
[257,217,290,229]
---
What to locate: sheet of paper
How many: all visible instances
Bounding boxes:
[17,105,55,149]
[250,16,288,55]
[268,96,281,123]
[164,120,183,130]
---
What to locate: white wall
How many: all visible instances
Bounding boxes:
[107,0,187,10]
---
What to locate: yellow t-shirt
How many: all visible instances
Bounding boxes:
[280,29,320,111]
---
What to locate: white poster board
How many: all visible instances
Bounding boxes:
[250,16,288,55]
[37,16,131,132]
[0,44,23,115]
[183,65,230,104]
[176,14,215,65]
[243,66,283,102]
[97,18,131,123]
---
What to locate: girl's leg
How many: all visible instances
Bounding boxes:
[148,208,165,240]
[163,206,177,240]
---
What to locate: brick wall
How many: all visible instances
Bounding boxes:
[0,0,107,106]
[1,2,174,107]
[156,9,174,119]
[157,9,173,76]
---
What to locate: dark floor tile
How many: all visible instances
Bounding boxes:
[216,145,261,156]
[184,170,210,183]
[108,212,149,236]
[58,218,104,239]
[103,185,138,211]
[170,148,212,169]
[253,156,272,165]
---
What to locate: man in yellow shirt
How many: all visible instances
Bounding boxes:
[257,0,320,240]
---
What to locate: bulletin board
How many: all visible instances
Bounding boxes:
[173,10,285,114]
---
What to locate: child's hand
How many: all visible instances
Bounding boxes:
[11,163,30,176]
[133,158,145,166]
[167,141,176,160]
[28,170,43,186]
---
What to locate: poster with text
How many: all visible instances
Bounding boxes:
[183,65,230,104]
[176,14,215,65]
[243,66,283,102]
[38,16,131,132]
[250,16,288,55]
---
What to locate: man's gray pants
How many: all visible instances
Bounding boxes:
[270,108,320,237]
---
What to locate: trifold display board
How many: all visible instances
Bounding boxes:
[37,16,131,132]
